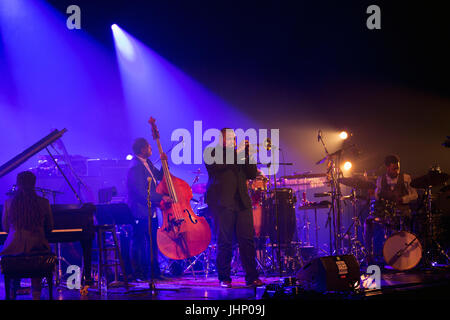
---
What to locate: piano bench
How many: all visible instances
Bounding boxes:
[0,253,57,300]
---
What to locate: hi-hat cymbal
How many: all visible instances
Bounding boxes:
[191,183,207,194]
[411,170,450,189]
[340,177,376,190]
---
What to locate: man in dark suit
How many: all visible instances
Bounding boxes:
[204,128,263,288]
[127,138,171,281]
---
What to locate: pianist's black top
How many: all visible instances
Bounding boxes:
[0,196,54,256]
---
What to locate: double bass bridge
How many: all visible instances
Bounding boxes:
[163,214,185,233]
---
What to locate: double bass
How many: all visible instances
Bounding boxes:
[148,117,212,260]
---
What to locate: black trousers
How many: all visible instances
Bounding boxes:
[210,203,258,283]
[130,217,160,280]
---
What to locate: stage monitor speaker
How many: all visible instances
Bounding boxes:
[296,254,360,292]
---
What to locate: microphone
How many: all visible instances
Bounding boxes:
[317,130,322,142]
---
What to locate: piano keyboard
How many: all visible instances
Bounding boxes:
[0,229,83,236]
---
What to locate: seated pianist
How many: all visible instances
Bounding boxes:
[0,171,54,300]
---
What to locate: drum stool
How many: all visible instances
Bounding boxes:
[93,225,129,292]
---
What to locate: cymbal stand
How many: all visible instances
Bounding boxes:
[255,195,270,276]
[299,185,311,246]
[183,244,216,279]
[327,155,344,255]
[325,206,333,255]
[342,190,368,263]
[423,186,450,266]
[317,133,344,255]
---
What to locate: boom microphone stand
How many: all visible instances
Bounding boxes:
[316,132,346,255]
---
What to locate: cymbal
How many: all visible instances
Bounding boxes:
[191,183,207,194]
[280,173,327,179]
[411,170,450,189]
[340,177,376,190]
[192,169,206,175]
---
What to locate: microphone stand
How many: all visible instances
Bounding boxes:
[317,133,345,255]
[147,178,156,294]
[269,160,282,277]
[266,154,293,276]
[128,177,179,296]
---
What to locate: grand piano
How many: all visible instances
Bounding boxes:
[0,129,98,285]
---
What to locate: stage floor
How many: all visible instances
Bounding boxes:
[1,265,450,300]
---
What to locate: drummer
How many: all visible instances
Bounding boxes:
[374,155,418,205]
[364,155,418,264]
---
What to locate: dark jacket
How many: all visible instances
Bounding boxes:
[204,147,257,209]
[127,158,164,219]
[0,196,54,256]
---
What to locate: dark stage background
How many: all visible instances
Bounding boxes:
[0,1,448,246]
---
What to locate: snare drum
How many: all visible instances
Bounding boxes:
[370,199,396,219]
[248,175,268,192]
[383,231,422,271]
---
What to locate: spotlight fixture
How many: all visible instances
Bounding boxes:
[126,154,133,160]
[343,161,352,171]
[339,131,349,140]
[111,24,135,61]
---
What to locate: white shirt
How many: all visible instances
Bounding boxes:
[375,173,418,204]
[136,156,157,186]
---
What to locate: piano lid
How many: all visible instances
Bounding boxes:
[0,129,67,179]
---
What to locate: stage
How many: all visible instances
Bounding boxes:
[0,0,449,308]
[2,266,450,301]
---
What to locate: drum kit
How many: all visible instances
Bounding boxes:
[342,166,450,271]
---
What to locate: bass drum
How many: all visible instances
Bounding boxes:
[252,202,264,238]
[265,188,297,245]
[383,231,422,271]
